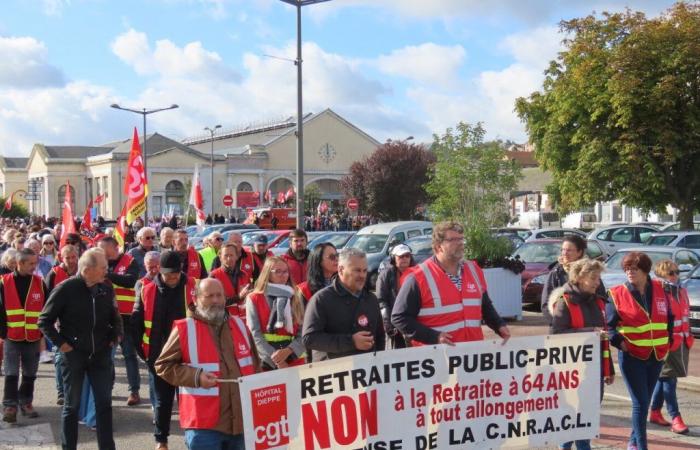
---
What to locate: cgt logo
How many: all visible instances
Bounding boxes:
[251,384,290,449]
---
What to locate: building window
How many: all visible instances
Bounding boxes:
[57,183,76,210]
[237,182,253,192]
[165,180,185,216]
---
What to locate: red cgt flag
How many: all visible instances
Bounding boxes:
[59,181,76,249]
[124,128,149,224]
[80,199,93,233]
[3,191,15,211]
[114,204,128,249]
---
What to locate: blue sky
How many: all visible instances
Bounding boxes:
[0,0,677,156]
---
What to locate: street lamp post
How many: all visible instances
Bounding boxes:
[279,0,332,228]
[204,125,222,217]
[110,103,179,223]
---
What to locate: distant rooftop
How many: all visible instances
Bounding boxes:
[43,146,114,159]
[182,113,313,146]
[3,157,28,169]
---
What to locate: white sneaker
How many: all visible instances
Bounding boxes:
[39,351,53,364]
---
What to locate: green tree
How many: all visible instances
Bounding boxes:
[425,122,521,260]
[515,3,700,228]
[341,141,436,220]
[0,197,29,219]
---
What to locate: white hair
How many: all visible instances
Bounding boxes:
[338,247,366,267]
[144,251,160,264]
[137,226,156,240]
[1,249,18,267]
[78,248,106,274]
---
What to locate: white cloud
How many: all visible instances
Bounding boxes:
[41,0,70,16]
[376,43,466,86]
[0,37,66,88]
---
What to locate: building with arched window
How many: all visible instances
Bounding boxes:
[20,109,380,219]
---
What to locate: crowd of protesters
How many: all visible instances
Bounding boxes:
[0,215,693,450]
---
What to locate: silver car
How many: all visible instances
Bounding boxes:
[587,224,659,256]
[523,228,588,242]
[647,231,700,249]
[601,246,700,289]
[680,264,700,337]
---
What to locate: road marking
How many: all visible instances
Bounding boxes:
[604,392,631,402]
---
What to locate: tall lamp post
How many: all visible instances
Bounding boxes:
[204,125,222,216]
[110,103,179,222]
[279,0,332,228]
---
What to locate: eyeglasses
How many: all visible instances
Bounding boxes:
[271,269,289,275]
[325,254,338,261]
[214,237,224,242]
[143,236,155,240]
[624,267,640,273]
[397,254,411,259]
[43,242,54,246]
[668,270,680,276]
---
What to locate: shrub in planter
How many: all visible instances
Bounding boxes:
[464,225,525,274]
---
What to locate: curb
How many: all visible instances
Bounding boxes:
[677,375,700,393]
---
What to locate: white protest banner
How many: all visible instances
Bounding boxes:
[240,333,601,450]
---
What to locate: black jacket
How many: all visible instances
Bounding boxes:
[38,275,122,355]
[131,273,191,365]
[302,277,385,361]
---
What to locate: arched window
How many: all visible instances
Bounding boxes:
[57,183,75,210]
[268,178,294,195]
[237,182,253,192]
[166,180,185,216]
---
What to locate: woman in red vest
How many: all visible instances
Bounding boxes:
[649,260,693,434]
[606,252,672,450]
[245,257,305,370]
[296,243,338,304]
[549,258,614,450]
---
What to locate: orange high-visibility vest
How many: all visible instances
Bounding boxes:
[2,273,45,342]
[668,287,694,352]
[112,253,136,315]
[51,265,71,288]
[140,276,196,359]
[176,316,255,429]
[210,267,249,321]
[562,293,612,377]
[247,291,304,368]
[185,247,203,280]
[610,280,670,361]
[412,258,484,345]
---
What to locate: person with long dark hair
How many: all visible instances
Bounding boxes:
[297,243,338,304]
[376,244,416,349]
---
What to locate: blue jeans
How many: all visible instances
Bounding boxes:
[619,351,663,450]
[560,440,591,450]
[650,376,679,418]
[119,321,141,394]
[79,375,96,428]
[184,429,244,450]
[54,351,65,400]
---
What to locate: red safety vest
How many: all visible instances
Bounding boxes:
[210,267,248,321]
[247,292,304,368]
[412,258,484,345]
[140,276,197,359]
[668,287,694,352]
[176,316,255,429]
[610,280,670,361]
[297,281,313,304]
[238,250,254,281]
[51,265,71,288]
[2,273,45,342]
[562,293,612,377]
[281,253,308,286]
[112,253,136,315]
[251,250,273,280]
[185,247,203,280]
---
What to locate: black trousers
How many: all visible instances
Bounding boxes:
[61,349,115,450]
[148,364,177,444]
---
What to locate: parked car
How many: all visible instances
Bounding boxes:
[189,224,259,248]
[587,224,659,256]
[659,222,700,232]
[344,221,433,289]
[491,227,532,240]
[269,231,324,257]
[307,231,356,251]
[240,230,290,250]
[601,246,700,288]
[561,212,598,231]
[646,231,700,249]
[680,264,700,336]
[512,239,607,306]
[523,228,588,242]
[378,235,434,272]
[508,211,560,228]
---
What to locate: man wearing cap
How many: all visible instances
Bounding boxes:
[97,236,142,406]
[198,231,224,273]
[250,234,273,284]
[131,250,197,450]
[173,229,207,280]
[392,221,511,346]
[376,244,416,349]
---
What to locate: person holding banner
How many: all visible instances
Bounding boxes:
[302,247,385,361]
[155,278,260,450]
[391,221,510,346]
[548,258,614,450]
[606,252,672,450]
[649,259,693,435]
[246,256,306,370]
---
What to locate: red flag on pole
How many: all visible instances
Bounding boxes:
[59,181,76,249]
[284,187,295,201]
[114,204,128,249]
[276,191,285,204]
[93,193,105,204]
[189,164,206,227]
[124,128,149,224]
[264,190,272,203]
[3,191,15,211]
[80,199,94,233]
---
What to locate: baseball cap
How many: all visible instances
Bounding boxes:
[254,234,269,244]
[390,244,412,257]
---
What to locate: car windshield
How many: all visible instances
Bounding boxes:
[605,251,674,271]
[345,234,389,254]
[309,233,352,249]
[647,235,677,246]
[243,231,276,245]
[405,238,433,255]
[512,241,561,264]
[192,226,218,238]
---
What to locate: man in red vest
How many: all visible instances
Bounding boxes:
[98,236,142,406]
[209,243,251,321]
[250,234,273,284]
[174,229,207,279]
[281,228,309,285]
[392,221,511,346]
[155,278,260,450]
[0,248,46,422]
[131,251,196,450]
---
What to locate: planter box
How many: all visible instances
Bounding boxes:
[483,268,522,320]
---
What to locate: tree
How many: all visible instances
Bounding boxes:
[515,3,700,228]
[0,196,29,219]
[341,141,435,220]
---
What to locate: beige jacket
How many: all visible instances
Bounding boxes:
[154,311,261,435]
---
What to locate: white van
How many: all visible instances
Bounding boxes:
[344,221,433,288]
[508,211,560,229]
[562,212,598,231]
